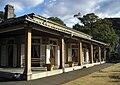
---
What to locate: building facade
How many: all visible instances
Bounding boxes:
[0,5,108,80]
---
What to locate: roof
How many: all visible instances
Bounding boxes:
[0,13,108,46]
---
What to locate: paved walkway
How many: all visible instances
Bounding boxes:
[0,63,114,85]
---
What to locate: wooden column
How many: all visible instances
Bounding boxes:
[104,47,106,61]
[59,36,65,69]
[89,44,93,63]
[78,40,82,66]
[23,27,32,81]
[98,46,101,63]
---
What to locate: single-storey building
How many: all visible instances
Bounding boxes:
[0,5,108,80]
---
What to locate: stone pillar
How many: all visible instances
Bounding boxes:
[59,36,65,69]
[98,46,101,63]
[78,40,82,65]
[23,27,32,81]
[104,47,106,61]
[89,44,93,63]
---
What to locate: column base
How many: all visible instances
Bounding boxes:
[78,63,82,66]
[22,72,32,81]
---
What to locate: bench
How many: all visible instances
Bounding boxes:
[31,58,44,66]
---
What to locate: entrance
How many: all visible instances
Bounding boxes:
[8,45,13,67]
[7,39,17,67]
[49,39,58,66]
[31,38,41,66]
[72,44,78,62]
[72,49,78,62]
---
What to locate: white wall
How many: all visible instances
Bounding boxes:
[46,45,50,64]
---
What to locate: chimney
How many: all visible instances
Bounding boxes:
[4,4,14,20]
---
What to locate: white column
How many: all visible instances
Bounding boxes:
[55,46,60,68]
[89,44,93,63]
[104,47,106,61]
[23,28,32,81]
[78,40,83,65]
[98,46,101,63]
[46,45,50,64]
[59,36,65,69]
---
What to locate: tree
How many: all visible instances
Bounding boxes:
[78,13,99,35]
[73,23,90,34]
[73,13,119,52]
[48,17,66,26]
[106,18,120,35]
[0,11,16,21]
[0,11,4,21]
[93,19,119,51]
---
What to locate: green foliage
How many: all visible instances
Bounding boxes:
[0,11,4,21]
[73,23,90,34]
[73,13,119,52]
[106,18,120,42]
[77,13,99,35]
[14,14,16,18]
[0,11,16,21]
[48,17,66,26]
[78,13,99,26]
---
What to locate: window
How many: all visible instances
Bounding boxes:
[7,39,15,44]
[72,45,78,48]
[32,38,41,58]
[32,39,40,44]
[50,40,57,45]
[32,45,40,58]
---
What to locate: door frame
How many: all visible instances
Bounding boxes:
[49,38,58,65]
[7,38,17,67]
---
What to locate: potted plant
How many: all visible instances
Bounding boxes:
[46,58,54,71]
[46,64,54,71]
[68,61,74,67]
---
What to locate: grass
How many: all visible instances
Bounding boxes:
[63,63,120,85]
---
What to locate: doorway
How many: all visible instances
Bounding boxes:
[71,44,78,62]
[7,39,17,67]
[49,39,58,66]
[8,45,13,67]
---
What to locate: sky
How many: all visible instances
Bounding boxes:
[0,0,120,27]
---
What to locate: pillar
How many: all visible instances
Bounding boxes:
[78,40,82,65]
[23,27,32,81]
[59,36,65,69]
[89,44,93,63]
[98,46,101,63]
[104,47,106,61]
